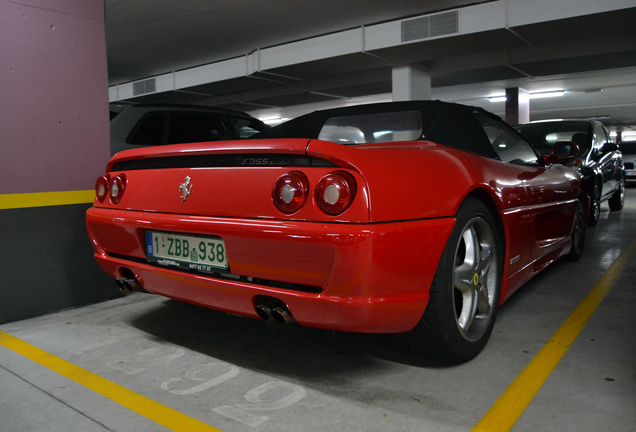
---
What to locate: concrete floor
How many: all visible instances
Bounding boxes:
[2,188,636,432]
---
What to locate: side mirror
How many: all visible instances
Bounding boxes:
[601,142,618,153]
[544,141,579,165]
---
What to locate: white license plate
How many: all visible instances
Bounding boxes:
[146,231,228,271]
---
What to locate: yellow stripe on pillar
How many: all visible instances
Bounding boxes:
[0,190,95,209]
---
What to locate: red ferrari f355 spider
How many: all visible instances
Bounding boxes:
[86,101,586,361]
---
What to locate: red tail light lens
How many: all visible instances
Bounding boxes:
[315,171,357,216]
[109,174,126,204]
[273,171,309,214]
[95,175,109,202]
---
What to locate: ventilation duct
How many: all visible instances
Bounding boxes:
[401,10,459,43]
[132,78,156,96]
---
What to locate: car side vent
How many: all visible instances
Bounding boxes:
[132,78,156,96]
[401,10,459,43]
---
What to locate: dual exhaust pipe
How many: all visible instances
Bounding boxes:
[254,297,296,325]
[116,267,147,295]
[116,274,294,325]
[116,276,142,294]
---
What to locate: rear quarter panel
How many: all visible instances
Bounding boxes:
[307,140,529,222]
[308,140,581,302]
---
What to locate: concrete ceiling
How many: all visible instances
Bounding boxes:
[105,0,636,137]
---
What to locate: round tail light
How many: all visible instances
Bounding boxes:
[315,171,357,216]
[273,171,309,214]
[95,175,109,202]
[109,174,126,204]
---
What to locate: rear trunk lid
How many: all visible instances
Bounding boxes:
[99,138,372,223]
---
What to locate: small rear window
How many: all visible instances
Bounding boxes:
[128,112,165,145]
[317,111,423,145]
[620,142,636,155]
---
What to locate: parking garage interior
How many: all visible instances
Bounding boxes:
[1,1,636,431]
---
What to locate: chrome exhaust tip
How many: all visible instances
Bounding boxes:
[271,307,296,325]
[254,295,296,325]
[116,277,141,294]
[255,304,274,321]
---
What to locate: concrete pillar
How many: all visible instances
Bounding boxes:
[505,87,530,125]
[392,66,431,101]
[0,0,116,323]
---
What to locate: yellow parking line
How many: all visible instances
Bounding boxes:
[471,238,636,432]
[0,190,94,209]
[0,330,224,432]
[1,240,633,432]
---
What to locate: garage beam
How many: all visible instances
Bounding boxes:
[109,0,636,104]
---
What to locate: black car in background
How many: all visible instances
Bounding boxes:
[109,103,269,156]
[516,120,624,226]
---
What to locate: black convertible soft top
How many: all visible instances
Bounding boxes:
[254,100,501,160]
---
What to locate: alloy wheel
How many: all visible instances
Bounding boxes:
[452,217,498,342]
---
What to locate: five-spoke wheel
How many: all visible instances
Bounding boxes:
[406,198,502,362]
[452,216,499,343]
[608,178,625,211]
[588,180,601,226]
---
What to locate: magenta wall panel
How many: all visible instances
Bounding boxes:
[0,0,110,194]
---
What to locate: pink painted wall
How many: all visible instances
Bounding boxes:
[0,0,110,194]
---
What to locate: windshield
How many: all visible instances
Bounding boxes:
[516,121,590,156]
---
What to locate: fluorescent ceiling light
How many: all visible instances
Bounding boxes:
[531,118,564,123]
[529,90,565,99]
[488,90,566,102]
[617,131,636,141]
[373,130,393,138]
[261,117,289,125]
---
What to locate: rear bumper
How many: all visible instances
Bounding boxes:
[86,207,454,333]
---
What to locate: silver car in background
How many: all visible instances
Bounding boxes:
[620,141,636,183]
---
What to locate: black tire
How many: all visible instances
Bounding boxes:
[608,178,625,211]
[406,198,502,362]
[587,180,601,226]
[564,196,586,262]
